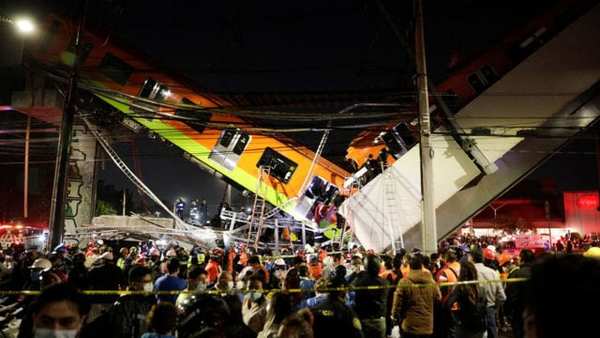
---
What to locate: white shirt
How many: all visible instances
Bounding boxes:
[475,263,506,307]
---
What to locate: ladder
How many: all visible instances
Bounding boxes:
[247,166,271,248]
[383,168,402,254]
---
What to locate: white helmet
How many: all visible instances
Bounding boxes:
[30,258,52,271]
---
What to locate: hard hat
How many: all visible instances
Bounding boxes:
[30,258,52,271]
[484,248,496,261]
[584,246,600,259]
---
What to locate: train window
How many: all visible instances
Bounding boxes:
[219,129,236,147]
[232,132,250,155]
[139,78,157,98]
[176,97,211,134]
[209,128,251,171]
[394,122,417,147]
[139,78,170,102]
[468,73,486,94]
[99,53,134,85]
[154,84,169,101]
[381,122,417,158]
[480,65,498,84]
[257,147,297,184]
[468,66,498,94]
[382,132,404,156]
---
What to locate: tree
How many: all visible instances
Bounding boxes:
[96,200,117,216]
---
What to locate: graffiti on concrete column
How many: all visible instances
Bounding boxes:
[65,125,97,234]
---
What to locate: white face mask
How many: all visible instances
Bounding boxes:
[34,328,79,338]
[196,282,207,292]
[227,281,235,290]
[250,292,263,302]
[143,282,154,293]
[236,281,245,290]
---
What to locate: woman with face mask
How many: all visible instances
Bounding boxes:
[242,274,268,333]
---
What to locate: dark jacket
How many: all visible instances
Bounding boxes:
[352,271,388,319]
[447,286,487,332]
[87,260,125,304]
[505,263,532,316]
[80,294,155,338]
[392,269,441,335]
[109,294,156,338]
[312,296,364,338]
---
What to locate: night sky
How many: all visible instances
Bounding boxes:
[2,0,597,212]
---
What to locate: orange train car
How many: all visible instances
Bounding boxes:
[31,14,350,222]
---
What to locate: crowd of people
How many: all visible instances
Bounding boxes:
[0,233,598,338]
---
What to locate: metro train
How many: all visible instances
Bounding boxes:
[28,0,598,229]
[31,14,350,224]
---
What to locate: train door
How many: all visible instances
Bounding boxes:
[209,128,251,170]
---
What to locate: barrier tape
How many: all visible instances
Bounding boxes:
[0,278,527,296]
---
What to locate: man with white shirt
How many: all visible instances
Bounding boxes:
[472,248,506,338]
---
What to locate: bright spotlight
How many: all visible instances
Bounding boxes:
[14,17,35,34]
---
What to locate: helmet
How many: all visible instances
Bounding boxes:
[584,246,600,259]
[30,258,52,271]
[483,248,496,261]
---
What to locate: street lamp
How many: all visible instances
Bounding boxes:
[14,17,35,34]
[1,15,36,219]
[0,16,36,35]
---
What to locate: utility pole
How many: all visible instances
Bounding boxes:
[122,190,127,216]
[23,116,31,218]
[415,0,437,253]
[48,1,86,248]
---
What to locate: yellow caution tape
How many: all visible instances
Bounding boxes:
[0,278,527,296]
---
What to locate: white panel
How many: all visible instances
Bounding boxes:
[340,136,480,251]
[341,4,600,251]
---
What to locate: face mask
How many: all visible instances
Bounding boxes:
[250,292,263,302]
[34,328,78,338]
[196,282,207,292]
[227,281,235,290]
[143,282,154,293]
